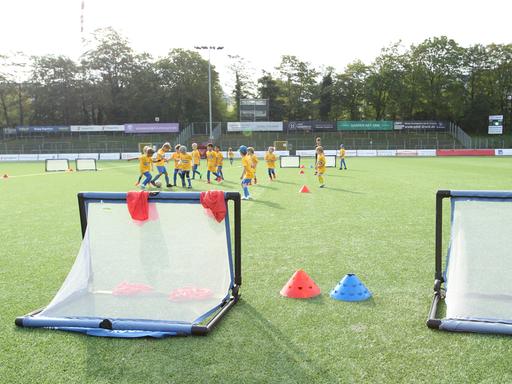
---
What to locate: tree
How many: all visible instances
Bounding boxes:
[257,72,285,121]
[332,61,369,120]
[318,69,333,120]
[227,55,255,120]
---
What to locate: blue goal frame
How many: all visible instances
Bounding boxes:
[15,191,241,338]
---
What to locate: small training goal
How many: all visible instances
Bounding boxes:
[45,159,69,172]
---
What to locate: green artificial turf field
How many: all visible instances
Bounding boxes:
[1,157,512,383]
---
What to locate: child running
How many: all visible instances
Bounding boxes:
[178,146,193,189]
[264,146,277,181]
[239,145,254,200]
[171,144,182,186]
[191,143,202,180]
[248,146,258,184]
[206,143,222,184]
[228,147,235,165]
[151,142,172,188]
[128,148,155,190]
[315,146,326,188]
[135,145,150,186]
[215,145,224,180]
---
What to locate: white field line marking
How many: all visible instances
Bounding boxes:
[1,163,137,179]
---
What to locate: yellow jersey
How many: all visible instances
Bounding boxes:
[192,149,201,165]
[180,153,192,171]
[172,152,181,169]
[242,155,255,179]
[316,154,326,174]
[139,155,153,173]
[228,151,234,159]
[216,151,224,166]
[264,152,276,169]
[251,154,258,169]
[154,148,166,166]
[339,148,346,158]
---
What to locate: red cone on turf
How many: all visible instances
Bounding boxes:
[280,269,321,299]
[300,165,305,169]
[299,170,304,175]
[2,174,8,178]
[299,185,310,193]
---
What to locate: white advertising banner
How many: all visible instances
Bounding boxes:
[495,149,512,156]
[58,153,79,160]
[121,152,140,160]
[346,150,357,157]
[324,150,338,156]
[71,125,124,132]
[0,154,19,161]
[18,154,39,161]
[78,153,99,159]
[38,154,58,160]
[295,150,316,157]
[377,150,397,157]
[417,149,437,157]
[396,150,418,157]
[227,122,283,132]
[99,153,121,160]
[356,150,378,157]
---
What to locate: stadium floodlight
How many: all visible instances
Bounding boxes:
[194,46,224,140]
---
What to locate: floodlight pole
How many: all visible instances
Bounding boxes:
[194,45,224,141]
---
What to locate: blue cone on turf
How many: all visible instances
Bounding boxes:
[330,274,372,302]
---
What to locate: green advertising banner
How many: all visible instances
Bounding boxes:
[336,120,393,131]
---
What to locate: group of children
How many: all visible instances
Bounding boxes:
[130,140,347,196]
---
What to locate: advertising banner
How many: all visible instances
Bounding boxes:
[70,125,124,132]
[0,155,19,161]
[437,149,495,156]
[124,123,179,133]
[99,153,121,160]
[337,121,393,131]
[295,150,316,157]
[121,152,141,160]
[4,128,17,134]
[495,149,512,156]
[488,115,503,134]
[16,126,68,133]
[286,121,335,131]
[377,150,397,156]
[394,121,447,130]
[417,149,437,156]
[38,154,59,160]
[18,154,39,161]
[58,153,79,160]
[227,122,283,132]
[78,153,99,159]
[396,150,417,157]
[356,150,378,157]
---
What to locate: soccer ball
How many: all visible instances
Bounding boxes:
[154,181,162,188]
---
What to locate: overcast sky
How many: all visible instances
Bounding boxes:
[1,0,510,90]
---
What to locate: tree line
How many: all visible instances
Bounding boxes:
[0,28,511,134]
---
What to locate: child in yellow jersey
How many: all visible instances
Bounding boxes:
[215,145,225,180]
[128,148,155,190]
[178,146,193,188]
[339,144,347,170]
[171,144,182,186]
[151,142,172,188]
[315,146,326,188]
[228,147,235,165]
[206,143,222,184]
[135,145,150,186]
[248,147,258,184]
[264,146,277,181]
[191,142,202,180]
[239,145,254,200]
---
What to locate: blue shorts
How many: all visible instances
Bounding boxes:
[241,178,252,186]
[157,166,167,174]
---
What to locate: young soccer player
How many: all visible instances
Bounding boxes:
[248,146,258,184]
[315,146,326,188]
[264,146,277,181]
[215,145,224,180]
[178,146,193,189]
[128,148,155,190]
[239,145,254,200]
[191,143,202,180]
[339,144,347,170]
[314,137,322,175]
[151,142,172,188]
[135,145,150,186]
[228,147,235,165]
[171,144,181,186]
[206,143,222,184]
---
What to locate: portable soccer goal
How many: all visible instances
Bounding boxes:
[75,158,97,171]
[325,155,336,168]
[427,190,512,335]
[280,155,300,168]
[45,159,69,172]
[16,191,241,338]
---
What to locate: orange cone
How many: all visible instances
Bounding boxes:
[299,170,304,175]
[299,185,310,193]
[280,269,321,299]
[2,174,8,179]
